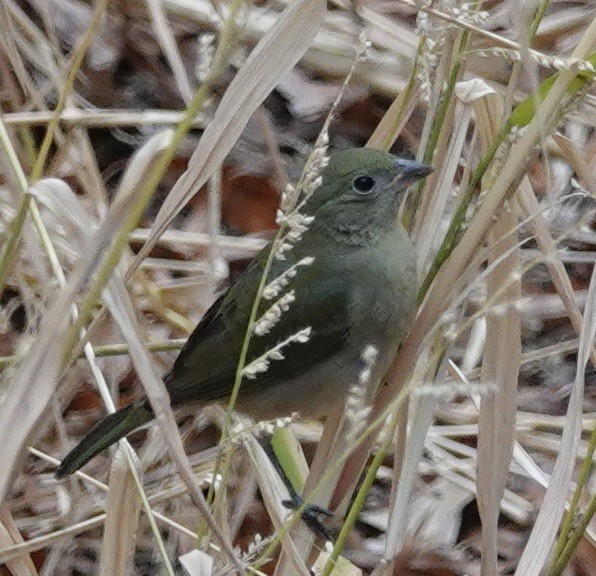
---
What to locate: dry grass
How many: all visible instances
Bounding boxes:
[0,0,595,575]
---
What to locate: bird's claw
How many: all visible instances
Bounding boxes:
[282,493,335,541]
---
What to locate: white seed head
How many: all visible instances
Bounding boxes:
[242,359,269,379]
[254,290,296,336]
[263,257,315,300]
[268,350,285,361]
[242,327,311,380]
[361,344,378,364]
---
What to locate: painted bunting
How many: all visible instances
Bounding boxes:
[55,148,431,478]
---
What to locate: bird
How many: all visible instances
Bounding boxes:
[55,147,431,479]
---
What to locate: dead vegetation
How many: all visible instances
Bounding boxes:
[0,0,595,575]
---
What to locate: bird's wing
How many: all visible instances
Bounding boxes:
[165,258,352,407]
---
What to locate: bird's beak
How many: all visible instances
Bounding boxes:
[393,158,434,186]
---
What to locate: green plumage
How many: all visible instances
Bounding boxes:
[55,148,431,479]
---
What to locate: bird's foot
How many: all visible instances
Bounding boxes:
[282,493,335,541]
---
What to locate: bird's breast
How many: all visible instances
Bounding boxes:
[340,230,417,365]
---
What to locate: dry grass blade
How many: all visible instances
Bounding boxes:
[145,0,194,103]
[1,108,207,127]
[477,205,521,576]
[367,79,419,151]
[472,83,522,576]
[99,446,142,576]
[179,549,214,576]
[131,228,266,258]
[413,79,486,268]
[312,551,363,576]
[0,507,36,576]
[383,393,437,562]
[0,243,93,501]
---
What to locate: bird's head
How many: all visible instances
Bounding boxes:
[304,148,432,244]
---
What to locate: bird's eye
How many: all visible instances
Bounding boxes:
[352,175,375,194]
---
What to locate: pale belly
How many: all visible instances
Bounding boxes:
[234,336,395,421]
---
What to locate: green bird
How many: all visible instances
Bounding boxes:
[55,148,431,479]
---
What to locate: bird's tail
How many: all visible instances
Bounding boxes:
[55,400,153,478]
